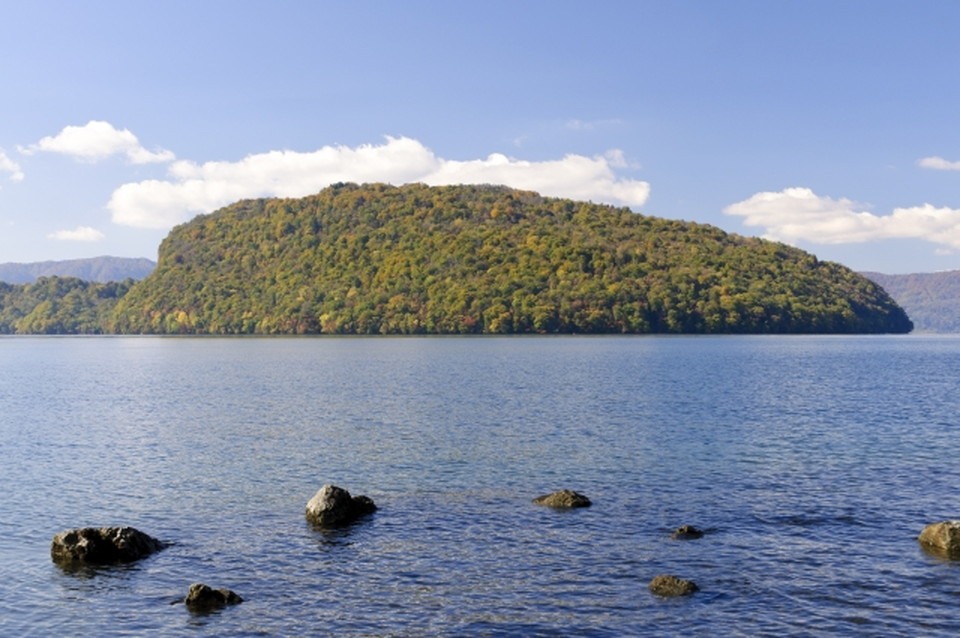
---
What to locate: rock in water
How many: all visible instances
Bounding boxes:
[918,521,960,558]
[51,526,166,565]
[671,525,705,540]
[532,489,592,508]
[184,583,243,611]
[305,484,377,527]
[648,574,699,597]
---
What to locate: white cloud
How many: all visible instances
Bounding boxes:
[21,120,174,164]
[918,156,960,171]
[47,226,106,242]
[725,187,960,249]
[108,136,651,229]
[0,149,24,183]
[426,150,648,206]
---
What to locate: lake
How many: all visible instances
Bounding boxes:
[1,335,958,636]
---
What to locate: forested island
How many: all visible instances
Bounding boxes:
[1,183,912,334]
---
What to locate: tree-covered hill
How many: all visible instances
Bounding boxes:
[863,271,960,333]
[107,183,912,334]
[0,277,134,334]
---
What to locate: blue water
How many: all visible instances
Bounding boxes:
[1,335,959,636]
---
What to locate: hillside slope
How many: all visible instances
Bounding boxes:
[108,183,911,335]
[863,271,960,333]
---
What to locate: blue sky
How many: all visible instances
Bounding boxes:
[1,1,959,274]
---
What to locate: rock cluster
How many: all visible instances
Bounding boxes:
[918,521,960,558]
[532,489,592,509]
[184,583,243,611]
[50,526,166,565]
[51,483,380,611]
[305,484,377,528]
[50,488,960,609]
[648,574,699,597]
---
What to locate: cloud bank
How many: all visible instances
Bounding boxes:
[918,156,960,171]
[107,137,651,229]
[725,187,960,250]
[21,120,174,164]
[0,149,24,183]
[47,226,105,242]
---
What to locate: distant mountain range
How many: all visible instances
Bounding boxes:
[862,271,960,333]
[0,256,155,284]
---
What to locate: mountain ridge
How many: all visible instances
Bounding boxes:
[0,256,155,284]
[862,271,960,333]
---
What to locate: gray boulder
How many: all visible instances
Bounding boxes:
[51,526,166,565]
[918,520,960,558]
[305,484,377,528]
[532,489,592,509]
[648,574,699,597]
[184,583,243,611]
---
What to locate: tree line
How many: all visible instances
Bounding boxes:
[0,277,134,334]
[1,183,913,335]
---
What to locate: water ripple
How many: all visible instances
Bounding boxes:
[3,336,960,635]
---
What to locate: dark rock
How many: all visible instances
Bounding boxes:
[532,489,592,508]
[671,525,704,540]
[649,574,699,597]
[305,484,377,528]
[919,520,960,558]
[51,526,166,565]
[184,583,243,611]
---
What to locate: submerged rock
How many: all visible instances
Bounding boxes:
[671,525,705,540]
[305,484,377,528]
[532,490,592,509]
[918,521,960,558]
[648,574,699,597]
[51,526,166,566]
[184,583,243,611]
